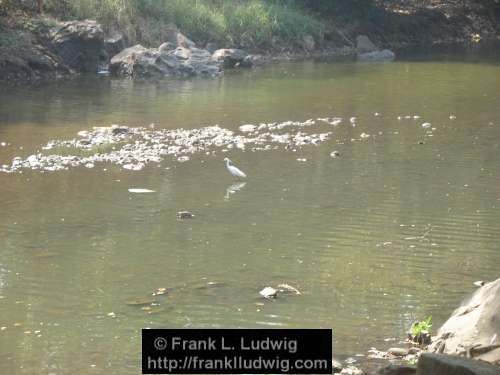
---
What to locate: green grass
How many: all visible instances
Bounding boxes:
[42,0,326,49]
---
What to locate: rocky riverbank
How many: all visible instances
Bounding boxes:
[1,0,499,83]
[332,278,500,375]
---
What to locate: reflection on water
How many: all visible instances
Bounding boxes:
[0,56,500,374]
[225,182,247,201]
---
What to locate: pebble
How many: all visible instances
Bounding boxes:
[259,286,278,299]
[239,124,256,133]
[177,211,194,219]
[387,347,409,356]
[128,188,155,193]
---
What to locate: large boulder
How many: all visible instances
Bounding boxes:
[0,45,66,81]
[109,44,221,78]
[109,44,165,78]
[163,46,221,76]
[429,278,500,365]
[50,20,104,73]
[355,34,395,62]
[417,353,500,375]
[356,35,378,53]
[211,48,252,68]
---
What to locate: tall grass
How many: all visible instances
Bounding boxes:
[43,0,325,49]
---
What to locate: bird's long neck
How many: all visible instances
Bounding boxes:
[225,159,231,167]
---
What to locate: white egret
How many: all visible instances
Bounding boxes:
[223,157,247,179]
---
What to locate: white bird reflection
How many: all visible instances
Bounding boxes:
[224,181,247,201]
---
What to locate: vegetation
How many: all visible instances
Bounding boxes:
[1,0,334,48]
[409,316,432,345]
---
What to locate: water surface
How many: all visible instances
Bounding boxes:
[1,57,500,374]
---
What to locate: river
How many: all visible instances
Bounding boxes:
[0,55,499,374]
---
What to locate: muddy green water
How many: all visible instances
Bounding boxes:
[1,58,500,374]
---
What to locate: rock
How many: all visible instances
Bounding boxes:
[0,45,64,81]
[205,42,218,54]
[51,20,105,73]
[332,358,344,372]
[238,124,256,133]
[164,29,196,49]
[340,365,363,375]
[110,44,221,78]
[104,32,126,58]
[302,34,315,52]
[357,49,395,62]
[109,44,164,78]
[388,348,410,357]
[377,364,416,375]
[429,278,500,365]
[212,49,252,68]
[177,211,194,219]
[259,287,278,299]
[356,35,378,53]
[277,283,301,295]
[158,42,175,54]
[416,353,500,375]
[128,188,155,193]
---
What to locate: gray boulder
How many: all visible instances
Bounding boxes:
[356,35,378,53]
[429,278,500,365]
[355,34,395,62]
[50,20,104,73]
[357,49,395,62]
[417,353,500,375]
[109,45,165,78]
[211,48,252,68]
[109,44,221,78]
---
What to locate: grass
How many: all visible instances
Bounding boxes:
[41,0,326,49]
[409,316,432,345]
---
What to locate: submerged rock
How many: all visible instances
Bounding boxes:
[357,49,395,62]
[128,188,155,193]
[177,211,194,219]
[259,287,278,299]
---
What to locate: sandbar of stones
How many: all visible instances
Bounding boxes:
[1,119,335,173]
